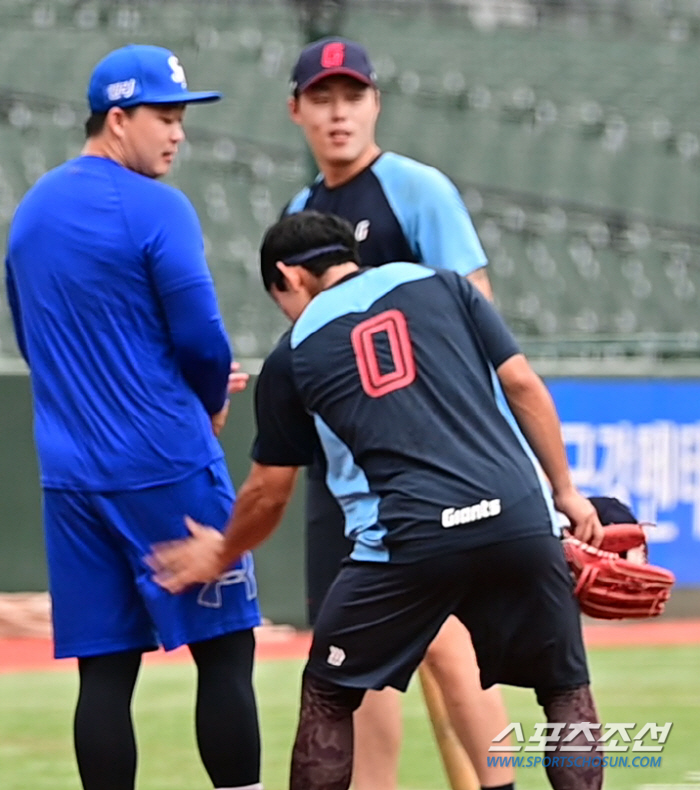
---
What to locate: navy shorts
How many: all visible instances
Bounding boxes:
[305,472,351,625]
[307,534,589,695]
[44,459,261,659]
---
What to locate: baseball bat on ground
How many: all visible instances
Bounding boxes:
[418,662,480,790]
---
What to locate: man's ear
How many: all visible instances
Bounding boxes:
[106,106,128,139]
[276,261,303,291]
[287,96,301,126]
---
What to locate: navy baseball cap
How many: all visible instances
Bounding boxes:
[290,37,377,95]
[589,496,638,525]
[88,44,222,113]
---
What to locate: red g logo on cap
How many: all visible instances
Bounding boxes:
[321,42,345,68]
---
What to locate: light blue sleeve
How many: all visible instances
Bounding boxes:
[284,186,312,215]
[373,153,487,276]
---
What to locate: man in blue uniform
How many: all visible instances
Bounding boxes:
[4,44,262,790]
[149,211,605,790]
[284,36,512,790]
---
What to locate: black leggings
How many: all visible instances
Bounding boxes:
[289,671,602,790]
[74,630,260,790]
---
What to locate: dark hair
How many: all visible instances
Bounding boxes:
[84,106,139,138]
[84,112,108,138]
[260,210,360,292]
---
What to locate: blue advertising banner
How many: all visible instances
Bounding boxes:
[546,379,700,586]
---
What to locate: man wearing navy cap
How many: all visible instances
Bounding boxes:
[4,44,262,790]
[283,37,513,790]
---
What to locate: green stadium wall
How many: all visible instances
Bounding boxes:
[3,367,700,625]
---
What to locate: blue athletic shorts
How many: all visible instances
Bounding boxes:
[44,459,261,658]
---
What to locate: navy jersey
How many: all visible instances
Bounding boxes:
[253,264,556,563]
[285,152,487,275]
[5,156,230,491]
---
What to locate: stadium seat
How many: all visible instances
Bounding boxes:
[1,0,700,361]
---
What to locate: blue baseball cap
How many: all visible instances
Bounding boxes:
[87,44,222,113]
[290,37,377,95]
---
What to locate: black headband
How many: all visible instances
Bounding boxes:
[283,244,352,265]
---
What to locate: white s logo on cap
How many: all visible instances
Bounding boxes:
[168,55,187,87]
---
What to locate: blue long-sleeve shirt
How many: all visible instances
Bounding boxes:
[5,155,231,491]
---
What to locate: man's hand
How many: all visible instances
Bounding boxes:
[465,266,494,301]
[211,363,250,436]
[228,361,250,395]
[211,399,230,436]
[146,516,226,593]
[553,487,604,547]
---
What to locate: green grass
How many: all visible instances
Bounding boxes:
[0,646,697,789]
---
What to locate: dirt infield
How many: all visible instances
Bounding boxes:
[0,591,698,674]
[0,592,53,639]
[0,626,313,674]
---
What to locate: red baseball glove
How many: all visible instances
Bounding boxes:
[562,524,675,620]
